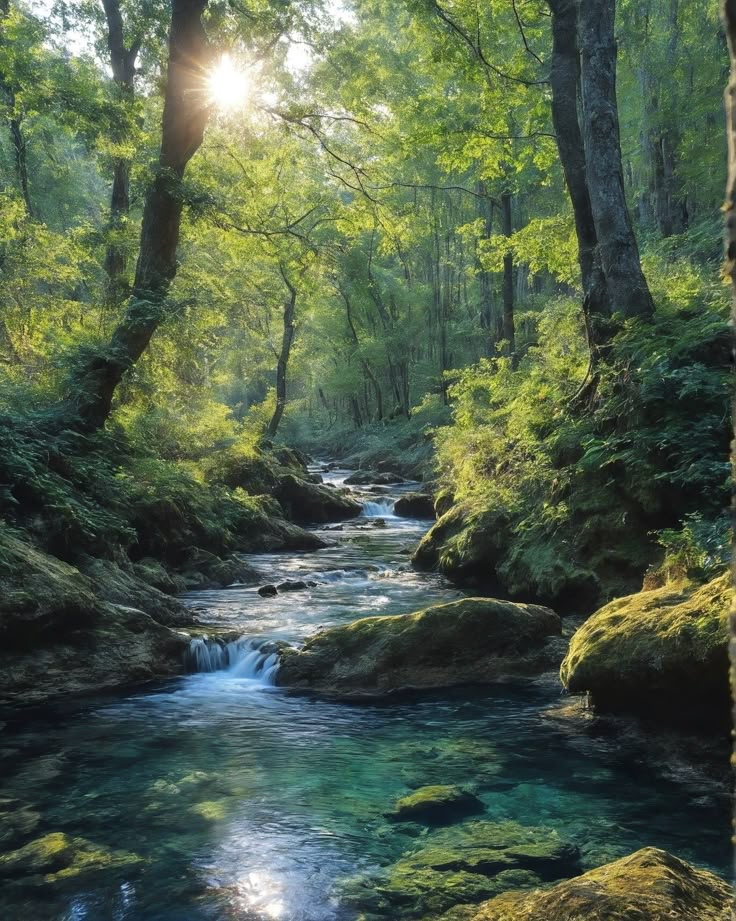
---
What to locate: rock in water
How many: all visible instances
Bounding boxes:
[455,847,731,921]
[273,473,362,524]
[276,597,562,696]
[346,820,580,918]
[394,492,436,519]
[386,785,484,824]
[560,572,730,725]
[258,584,278,597]
[277,580,309,592]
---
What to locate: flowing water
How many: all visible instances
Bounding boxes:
[0,466,730,921]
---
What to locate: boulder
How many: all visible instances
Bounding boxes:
[273,473,362,524]
[277,580,310,592]
[394,492,436,519]
[175,550,261,591]
[0,528,189,707]
[344,470,406,486]
[560,572,730,723]
[386,785,484,824]
[346,820,580,918]
[412,502,601,611]
[258,584,278,598]
[452,847,731,921]
[276,597,563,696]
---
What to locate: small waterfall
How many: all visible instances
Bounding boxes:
[187,637,280,685]
[360,496,396,518]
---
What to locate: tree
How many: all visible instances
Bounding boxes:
[70,0,211,431]
[578,0,655,321]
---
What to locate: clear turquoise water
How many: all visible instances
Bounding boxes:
[0,470,730,920]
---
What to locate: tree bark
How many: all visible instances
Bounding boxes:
[70,0,211,431]
[101,0,143,306]
[266,265,297,439]
[578,0,655,320]
[500,191,516,362]
[547,0,610,353]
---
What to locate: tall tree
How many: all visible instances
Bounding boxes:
[578,0,655,320]
[547,0,610,354]
[70,0,211,431]
[0,0,34,217]
[100,0,144,305]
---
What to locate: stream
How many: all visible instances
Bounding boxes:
[0,466,730,921]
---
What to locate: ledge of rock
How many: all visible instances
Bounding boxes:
[272,473,362,524]
[560,572,730,724]
[276,597,563,696]
[449,847,731,921]
[0,529,189,708]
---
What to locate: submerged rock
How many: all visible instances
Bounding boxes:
[344,470,406,486]
[560,572,730,724]
[394,492,436,519]
[386,785,484,824]
[347,820,579,918]
[453,847,731,921]
[276,597,563,696]
[0,832,142,883]
[277,580,310,592]
[0,528,189,707]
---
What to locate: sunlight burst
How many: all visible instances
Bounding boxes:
[207,54,249,112]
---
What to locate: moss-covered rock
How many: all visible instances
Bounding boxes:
[412,502,603,613]
[276,598,562,696]
[0,527,189,707]
[0,832,142,883]
[394,492,436,519]
[450,847,731,921]
[348,820,579,918]
[387,785,484,824]
[560,572,730,722]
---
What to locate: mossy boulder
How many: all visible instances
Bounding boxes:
[0,832,142,883]
[0,528,189,707]
[451,847,731,921]
[394,492,436,519]
[412,503,603,613]
[387,785,484,824]
[276,597,562,696]
[348,820,580,918]
[560,572,730,723]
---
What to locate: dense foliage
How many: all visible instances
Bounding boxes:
[0,0,729,603]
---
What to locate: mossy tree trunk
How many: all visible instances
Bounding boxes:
[578,0,655,321]
[547,0,611,356]
[70,0,211,432]
[266,264,298,440]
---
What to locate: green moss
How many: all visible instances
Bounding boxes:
[456,847,731,921]
[387,785,483,824]
[348,821,579,918]
[560,572,730,719]
[277,598,562,695]
[0,832,142,883]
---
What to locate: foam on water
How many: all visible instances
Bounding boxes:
[187,636,280,685]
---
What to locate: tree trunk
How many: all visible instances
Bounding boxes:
[578,0,655,320]
[101,0,142,306]
[547,0,610,354]
[1,0,34,218]
[501,191,516,362]
[341,286,384,420]
[266,265,298,439]
[69,0,211,432]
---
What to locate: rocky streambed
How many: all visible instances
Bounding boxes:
[0,463,730,920]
